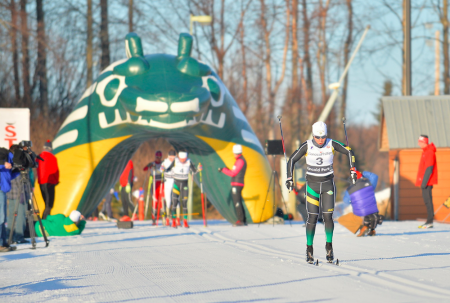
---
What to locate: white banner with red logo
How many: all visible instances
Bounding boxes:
[0,108,30,148]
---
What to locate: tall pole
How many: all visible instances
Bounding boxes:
[404,0,412,95]
[435,30,440,95]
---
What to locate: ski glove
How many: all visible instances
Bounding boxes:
[285,178,293,191]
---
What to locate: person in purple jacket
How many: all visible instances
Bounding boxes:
[345,170,383,237]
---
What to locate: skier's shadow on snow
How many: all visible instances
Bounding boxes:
[0,276,89,296]
[376,230,450,236]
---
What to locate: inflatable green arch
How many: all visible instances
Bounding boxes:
[35,33,274,224]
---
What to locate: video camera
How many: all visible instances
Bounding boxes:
[12,140,43,171]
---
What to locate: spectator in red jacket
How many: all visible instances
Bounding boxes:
[416,135,438,229]
[119,160,134,220]
[37,140,59,219]
[218,144,247,226]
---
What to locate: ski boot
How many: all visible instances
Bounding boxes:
[166,217,170,226]
[306,245,314,264]
[368,229,376,236]
[171,218,177,228]
[183,219,189,228]
[418,222,433,229]
[325,242,334,263]
[176,218,181,226]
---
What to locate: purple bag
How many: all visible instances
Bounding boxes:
[348,179,378,217]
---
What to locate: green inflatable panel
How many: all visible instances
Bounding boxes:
[35,33,274,224]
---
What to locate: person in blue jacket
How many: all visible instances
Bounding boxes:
[0,147,20,252]
[343,170,383,237]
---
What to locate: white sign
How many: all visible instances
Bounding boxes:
[0,108,30,148]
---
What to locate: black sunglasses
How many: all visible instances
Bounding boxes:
[314,135,327,139]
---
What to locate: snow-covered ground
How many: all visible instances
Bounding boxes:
[2,219,450,302]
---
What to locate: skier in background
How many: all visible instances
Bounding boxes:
[286,121,357,264]
[143,151,163,225]
[165,151,200,228]
[161,150,176,226]
[119,160,134,221]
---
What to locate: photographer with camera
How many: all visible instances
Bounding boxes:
[6,145,29,244]
[0,145,20,252]
[36,140,59,219]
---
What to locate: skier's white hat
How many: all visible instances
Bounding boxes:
[178,151,188,159]
[69,210,81,223]
[233,144,242,154]
[312,121,327,137]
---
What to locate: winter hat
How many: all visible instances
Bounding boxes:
[44,140,52,149]
[178,151,188,159]
[312,121,327,137]
[155,150,162,157]
[418,135,429,145]
[233,144,242,154]
[69,210,81,223]
[168,150,176,156]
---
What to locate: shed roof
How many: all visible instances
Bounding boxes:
[381,96,450,149]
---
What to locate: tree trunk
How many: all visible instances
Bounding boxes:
[317,0,331,106]
[87,0,93,87]
[341,0,352,120]
[402,0,407,95]
[239,1,248,115]
[302,0,313,119]
[100,0,110,71]
[128,0,133,33]
[10,0,21,104]
[20,0,31,107]
[36,0,48,116]
[443,0,449,94]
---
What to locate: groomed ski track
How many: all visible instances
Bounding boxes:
[2,220,450,302]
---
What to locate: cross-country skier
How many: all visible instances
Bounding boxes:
[165,151,200,228]
[161,150,177,226]
[143,151,164,225]
[286,121,357,263]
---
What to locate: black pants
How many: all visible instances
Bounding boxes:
[422,186,434,224]
[172,179,188,217]
[102,193,113,218]
[121,187,131,216]
[232,186,246,223]
[40,183,55,220]
[305,178,335,245]
[363,213,379,230]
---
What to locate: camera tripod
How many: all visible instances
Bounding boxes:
[258,156,292,227]
[8,170,50,249]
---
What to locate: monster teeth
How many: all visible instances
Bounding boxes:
[170,98,199,113]
[135,97,168,113]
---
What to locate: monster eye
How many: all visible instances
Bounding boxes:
[207,78,220,101]
[104,79,120,101]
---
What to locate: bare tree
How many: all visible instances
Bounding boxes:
[20,0,31,107]
[435,0,449,94]
[340,0,352,120]
[316,0,331,106]
[100,0,110,70]
[36,0,48,116]
[129,0,133,32]
[9,0,21,103]
[87,0,93,87]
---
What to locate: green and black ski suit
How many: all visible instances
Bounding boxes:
[287,138,355,246]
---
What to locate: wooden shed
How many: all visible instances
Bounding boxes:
[380,96,450,221]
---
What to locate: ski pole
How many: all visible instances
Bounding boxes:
[199,163,207,227]
[145,174,153,220]
[343,117,355,184]
[152,167,157,224]
[277,115,290,192]
[342,117,349,146]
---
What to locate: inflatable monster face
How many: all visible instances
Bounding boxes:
[35,33,274,223]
